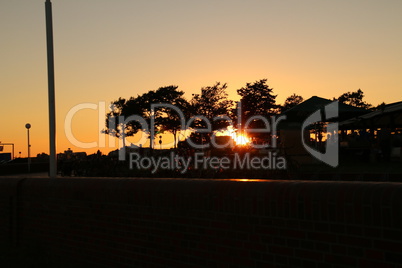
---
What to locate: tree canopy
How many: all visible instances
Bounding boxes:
[337,89,372,110]
[189,82,234,133]
[237,79,279,131]
[281,93,304,112]
[104,80,383,149]
[103,86,189,148]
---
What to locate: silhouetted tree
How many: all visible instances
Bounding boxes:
[103,86,189,149]
[103,97,145,138]
[337,89,372,109]
[237,79,279,129]
[281,93,304,112]
[189,82,234,143]
[151,86,189,148]
[373,102,386,111]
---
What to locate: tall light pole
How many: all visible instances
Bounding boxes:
[25,123,31,172]
[45,0,57,178]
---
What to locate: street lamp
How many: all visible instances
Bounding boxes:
[25,123,31,172]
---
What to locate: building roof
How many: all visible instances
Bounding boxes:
[340,101,402,129]
[281,96,368,123]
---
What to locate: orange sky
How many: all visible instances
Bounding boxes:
[1,0,401,158]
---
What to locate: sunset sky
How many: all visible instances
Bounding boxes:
[1,0,401,158]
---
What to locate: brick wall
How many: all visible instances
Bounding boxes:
[1,177,402,267]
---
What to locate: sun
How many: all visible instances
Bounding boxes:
[216,127,250,146]
[234,134,250,146]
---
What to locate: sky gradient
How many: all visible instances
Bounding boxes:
[1,0,402,157]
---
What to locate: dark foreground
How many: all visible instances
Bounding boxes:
[1,177,401,267]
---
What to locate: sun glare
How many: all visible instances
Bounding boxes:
[229,179,271,182]
[234,134,250,146]
[216,127,250,146]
